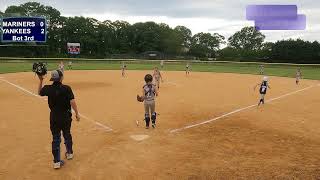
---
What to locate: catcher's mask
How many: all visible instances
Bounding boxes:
[144,74,153,83]
[50,70,64,81]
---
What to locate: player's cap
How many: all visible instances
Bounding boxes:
[50,70,63,81]
[263,76,268,82]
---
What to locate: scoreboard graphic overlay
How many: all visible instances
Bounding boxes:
[1,17,47,43]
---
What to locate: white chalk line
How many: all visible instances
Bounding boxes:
[0,78,113,132]
[1,78,40,98]
[170,84,320,133]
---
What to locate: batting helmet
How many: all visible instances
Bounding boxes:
[144,74,153,83]
[263,76,269,82]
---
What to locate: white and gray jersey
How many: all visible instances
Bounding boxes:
[143,84,156,102]
[296,71,302,78]
[59,64,64,72]
[153,71,161,80]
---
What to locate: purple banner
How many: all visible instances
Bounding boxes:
[255,14,306,30]
[246,5,297,20]
[246,5,306,30]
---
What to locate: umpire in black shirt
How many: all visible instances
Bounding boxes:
[38,69,80,169]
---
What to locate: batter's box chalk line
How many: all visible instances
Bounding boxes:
[170,83,320,133]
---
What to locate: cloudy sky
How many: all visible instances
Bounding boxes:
[1,0,319,42]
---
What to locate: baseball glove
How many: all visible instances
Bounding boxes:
[137,95,144,102]
[32,62,47,76]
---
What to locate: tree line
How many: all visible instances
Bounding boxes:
[0,2,319,63]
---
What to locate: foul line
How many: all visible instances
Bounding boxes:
[170,84,319,133]
[0,78,113,132]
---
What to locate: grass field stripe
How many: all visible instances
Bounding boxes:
[170,84,319,133]
[1,78,113,132]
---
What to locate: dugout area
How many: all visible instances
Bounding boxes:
[0,70,320,179]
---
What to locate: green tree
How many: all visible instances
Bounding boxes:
[259,42,274,59]
[219,47,240,59]
[112,20,131,53]
[129,22,161,53]
[271,39,319,63]
[158,23,181,54]
[228,26,265,51]
[174,26,192,54]
[60,17,100,56]
[190,32,225,58]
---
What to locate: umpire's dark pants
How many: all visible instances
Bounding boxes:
[50,112,73,163]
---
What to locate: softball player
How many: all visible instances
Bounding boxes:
[259,64,264,75]
[186,63,190,76]
[38,70,80,169]
[160,60,164,69]
[58,61,65,72]
[121,62,127,77]
[153,67,163,90]
[141,74,158,129]
[68,61,72,70]
[296,68,302,85]
[254,76,271,106]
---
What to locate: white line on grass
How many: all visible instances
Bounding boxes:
[170,84,319,133]
[0,78,113,132]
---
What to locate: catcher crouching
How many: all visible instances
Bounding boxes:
[137,74,158,129]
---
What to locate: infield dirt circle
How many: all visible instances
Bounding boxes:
[0,70,320,179]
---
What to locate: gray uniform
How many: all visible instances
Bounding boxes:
[143,84,156,115]
[59,64,64,72]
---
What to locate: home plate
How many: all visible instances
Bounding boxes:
[130,135,150,141]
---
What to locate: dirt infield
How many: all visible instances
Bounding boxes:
[0,70,320,179]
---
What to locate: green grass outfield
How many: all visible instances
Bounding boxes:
[0,60,319,80]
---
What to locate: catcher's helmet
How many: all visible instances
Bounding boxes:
[144,74,153,83]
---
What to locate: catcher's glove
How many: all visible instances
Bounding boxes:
[32,62,47,76]
[137,95,144,102]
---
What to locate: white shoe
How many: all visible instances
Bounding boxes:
[65,153,74,160]
[53,160,64,169]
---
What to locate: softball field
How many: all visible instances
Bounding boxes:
[1,70,320,179]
